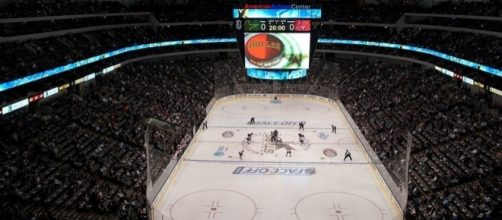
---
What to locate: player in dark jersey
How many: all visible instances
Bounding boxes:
[239,150,244,160]
[331,124,336,133]
[271,129,279,143]
[246,133,253,144]
[299,133,305,146]
[344,150,352,161]
[286,147,292,157]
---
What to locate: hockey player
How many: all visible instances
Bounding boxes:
[344,149,352,161]
[202,121,208,130]
[246,132,253,144]
[298,133,305,146]
[271,129,279,143]
[286,147,292,157]
[249,117,255,124]
[299,121,305,131]
[239,150,244,160]
[331,124,336,133]
[300,136,305,146]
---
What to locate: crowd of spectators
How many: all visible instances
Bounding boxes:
[414,0,502,17]
[406,16,502,33]
[148,2,231,22]
[3,22,500,103]
[0,0,128,18]
[401,28,500,67]
[1,15,150,37]
[318,58,501,219]
[0,52,501,219]
[0,24,234,83]
[0,0,500,104]
[322,25,502,67]
[324,0,502,23]
[0,58,217,219]
[320,24,502,89]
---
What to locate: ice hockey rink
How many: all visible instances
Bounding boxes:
[151,94,403,220]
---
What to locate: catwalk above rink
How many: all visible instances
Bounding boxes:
[152,94,403,220]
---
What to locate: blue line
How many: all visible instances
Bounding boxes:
[1,37,500,93]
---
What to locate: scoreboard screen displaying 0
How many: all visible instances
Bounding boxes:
[244,20,311,32]
[244,33,310,69]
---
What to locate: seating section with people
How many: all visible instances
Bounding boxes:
[0,60,216,219]
[319,59,501,219]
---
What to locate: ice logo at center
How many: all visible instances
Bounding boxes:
[318,132,329,140]
[222,131,234,138]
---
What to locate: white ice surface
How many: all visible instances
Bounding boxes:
[152,95,402,220]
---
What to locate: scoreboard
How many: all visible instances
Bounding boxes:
[234,4,321,80]
[244,20,311,32]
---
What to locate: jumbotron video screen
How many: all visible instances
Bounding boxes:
[244,32,310,69]
[234,4,321,80]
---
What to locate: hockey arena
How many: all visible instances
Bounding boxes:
[150,95,403,220]
[2,0,502,219]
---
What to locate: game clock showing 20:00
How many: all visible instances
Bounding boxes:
[244,20,311,32]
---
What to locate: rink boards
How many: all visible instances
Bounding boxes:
[151,94,403,220]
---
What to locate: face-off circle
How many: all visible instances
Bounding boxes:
[323,148,337,158]
[169,189,257,220]
[295,192,385,220]
[222,131,234,138]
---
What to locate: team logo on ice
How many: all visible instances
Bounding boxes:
[323,148,337,158]
[213,146,227,156]
[232,166,316,176]
[318,132,329,140]
[222,131,234,138]
[249,121,302,126]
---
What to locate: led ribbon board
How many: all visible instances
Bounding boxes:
[3,38,502,115]
[232,9,321,19]
[1,38,501,92]
[0,38,236,93]
[317,39,502,78]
